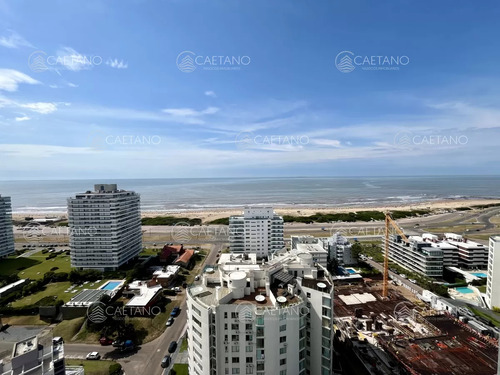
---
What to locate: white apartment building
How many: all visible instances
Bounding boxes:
[327,233,354,265]
[290,235,329,266]
[443,233,488,269]
[0,336,67,375]
[229,207,284,258]
[486,236,500,309]
[187,250,334,375]
[387,234,444,277]
[68,184,142,271]
[421,233,459,267]
[0,195,15,258]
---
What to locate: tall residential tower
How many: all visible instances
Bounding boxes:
[68,184,142,271]
[0,195,15,258]
[486,236,500,310]
[229,207,284,258]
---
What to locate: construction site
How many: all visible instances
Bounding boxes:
[332,213,499,375]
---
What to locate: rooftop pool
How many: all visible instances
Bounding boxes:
[455,287,474,294]
[346,269,357,274]
[101,281,122,291]
[471,272,488,278]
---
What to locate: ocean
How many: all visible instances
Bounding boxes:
[0,176,499,213]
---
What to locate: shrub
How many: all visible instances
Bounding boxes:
[109,362,122,375]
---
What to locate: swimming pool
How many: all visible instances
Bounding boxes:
[346,269,357,274]
[455,287,474,294]
[471,272,488,278]
[101,281,121,290]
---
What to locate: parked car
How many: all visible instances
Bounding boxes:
[168,341,177,353]
[166,317,174,326]
[161,355,171,368]
[99,337,113,346]
[170,307,180,317]
[86,352,100,360]
[112,340,124,347]
[408,279,417,284]
[400,274,407,279]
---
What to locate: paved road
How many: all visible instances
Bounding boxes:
[65,242,224,375]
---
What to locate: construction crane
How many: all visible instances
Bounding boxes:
[383,213,409,298]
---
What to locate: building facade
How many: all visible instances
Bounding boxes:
[443,233,488,269]
[387,235,444,277]
[187,250,334,375]
[327,233,354,265]
[229,207,284,258]
[0,336,67,375]
[68,184,142,271]
[0,195,15,258]
[486,236,500,310]
[290,235,329,266]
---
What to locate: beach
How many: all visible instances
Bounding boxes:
[11,198,500,223]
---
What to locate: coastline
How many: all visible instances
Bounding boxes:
[11,198,500,223]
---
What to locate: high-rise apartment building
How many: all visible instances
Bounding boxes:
[0,195,15,258]
[229,207,284,258]
[187,249,334,375]
[486,236,500,310]
[68,184,142,271]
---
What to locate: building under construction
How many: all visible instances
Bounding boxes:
[334,281,499,375]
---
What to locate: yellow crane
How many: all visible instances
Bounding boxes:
[383,213,409,298]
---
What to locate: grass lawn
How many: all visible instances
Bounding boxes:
[0,254,71,280]
[140,248,160,256]
[65,359,119,375]
[52,317,86,341]
[11,282,72,307]
[170,364,188,375]
[468,306,500,328]
[1,315,49,325]
[477,285,487,293]
[179,336,188,352]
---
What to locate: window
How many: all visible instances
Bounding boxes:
[231,312,239,319]
[225,312,228,319]
[232,346,240,352]
[280,358,287,366]
[232,369,240,374]
[246,357,253,363]
[245,324,252,330]
[232,335,239,341]
[232,324,239,330]
[280,346,287,354]
[246,335,253,341]
[280,336,286,343]
[232,357,240,363]
[246,345,253,352]
[279,324,286,332]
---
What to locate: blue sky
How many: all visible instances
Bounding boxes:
[0,0,499,179]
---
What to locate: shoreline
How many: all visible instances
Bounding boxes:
[11,198,500,223]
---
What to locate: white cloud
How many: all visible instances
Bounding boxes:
[0,30,33,48]
[67,82,78,88]
[55,47,99,71]
[15,116,30,122]
[0,69,39,92]
[204,90,217,98]
[309,139,342,147]
[162,106,219,117]
[20,102,58,114]
[106,59,128,69]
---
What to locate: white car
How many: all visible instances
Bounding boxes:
[408,279,417,284]
[399,274,407,279]
[86,352,101,360]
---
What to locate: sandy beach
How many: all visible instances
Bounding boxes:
[11,198,500,223]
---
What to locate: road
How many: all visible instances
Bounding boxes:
[65,242,224,375]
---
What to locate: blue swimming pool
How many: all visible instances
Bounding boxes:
[101,281,121,290]
[346,269,357,274]
[471,272,488,278]
[455,287,474,294]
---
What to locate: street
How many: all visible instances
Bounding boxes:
[65,242,223,375]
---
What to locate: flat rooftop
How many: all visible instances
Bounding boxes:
[13,336,37,357]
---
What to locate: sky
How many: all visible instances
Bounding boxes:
[0,0,499,180]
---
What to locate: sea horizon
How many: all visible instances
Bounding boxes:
[1,176,499,214]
